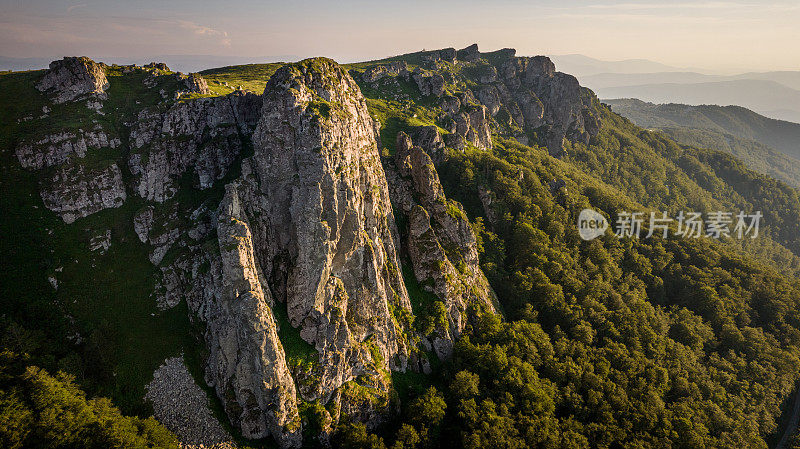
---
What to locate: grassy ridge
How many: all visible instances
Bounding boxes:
[200,63,284,94]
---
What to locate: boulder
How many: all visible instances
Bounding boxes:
[182,73,210,94]
[36,57,109,103]
[144,62,170,71]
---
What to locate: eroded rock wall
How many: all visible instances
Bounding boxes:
[236,59,412,403]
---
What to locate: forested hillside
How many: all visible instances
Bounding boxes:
[605,99,800,189]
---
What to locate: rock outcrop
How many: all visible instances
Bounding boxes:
[169,59,415,446]
[144,62,170,71]
[456,45,600,155]
[41,162,126,224]
[236,58,412,401]
[16,125,120,170]
[36,56,109,103]
[205,185,301,447]
[442,104,493,151]
[411,69,445,97]
[407,126,446,164]
[354,44,600,157]
[19,58,125,222]
[180,73,211,94]
[423,48,456,64]
[457,43,481,61]
[388,132,496,360]
[128,91,261,201]
[494,53,599,154]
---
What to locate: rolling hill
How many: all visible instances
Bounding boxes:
[596,80,800,123]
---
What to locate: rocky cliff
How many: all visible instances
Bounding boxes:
[357,43,600,156]
[209,185,301,446]
[238,59,412,399]
[11,47,602,447]
[136,59,420,446]
[128,90,260,202]
[16,122,126,223]
[387,132,497,361]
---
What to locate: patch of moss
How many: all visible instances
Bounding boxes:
[307,100,332,120]
[272,299,318,366]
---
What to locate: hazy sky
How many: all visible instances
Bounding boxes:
[1,0,799,73]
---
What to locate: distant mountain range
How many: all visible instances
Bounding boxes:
[606,98,800,188]
[548,54,691,76]
[580,71,800,91]
[596,80,800,123]
[548,55,800,123]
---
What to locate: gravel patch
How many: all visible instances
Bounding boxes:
[146,356,236,449]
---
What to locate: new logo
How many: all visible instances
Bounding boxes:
[578,209,608,241]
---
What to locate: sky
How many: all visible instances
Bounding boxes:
[1,0,799,73]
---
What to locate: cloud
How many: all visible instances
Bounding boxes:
[175,20,232,46]
[177,20,226,37]
[67,3,87,13]
[0,12,234,58]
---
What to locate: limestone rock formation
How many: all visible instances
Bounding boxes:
[236,58,412,402]
[128,91,260,201]
[458,43,481,61]
[16,125,120,170]
[411,69,445,97]
[442,105,493,151]
[15,64,126,223]
[181,73,211,94]
[425,47,456,64]
[472,46,600,155]
[168,59,416,447]
[408,126,446,164]
[144,62,170,71]
[361,65,391,83]
[389,132,496,360]
[133,206,155,243]
[36,56,109,103]
[360,44,601,157]
[41,162,126,224]
[206,185,301,447]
